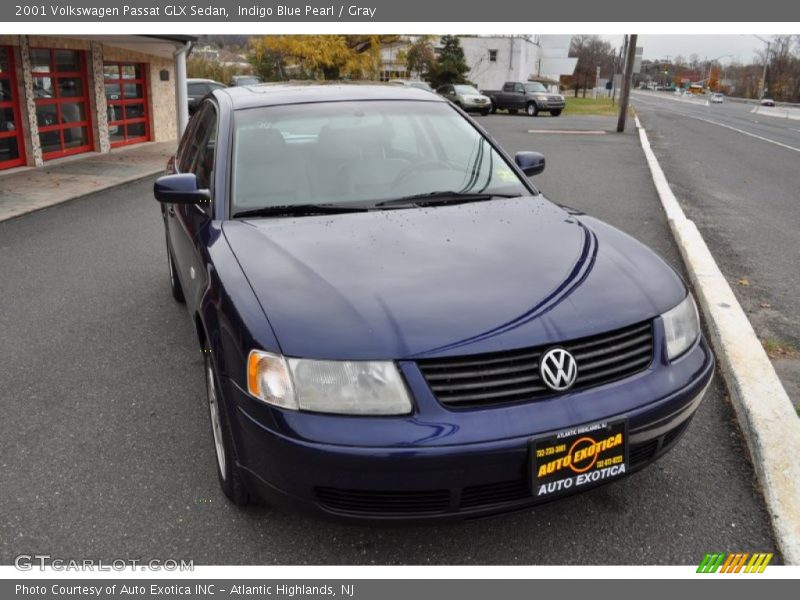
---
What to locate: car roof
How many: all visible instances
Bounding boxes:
[213,82,448,110]
[188,78,223,84]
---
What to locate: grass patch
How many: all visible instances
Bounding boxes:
[563,96,630,117]
[762,337,799,359]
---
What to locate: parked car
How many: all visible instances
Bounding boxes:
[154,84,713,520]
[710,93,724,104]
[436,84,492,115]
[187,78,226,114]
[388,79,434,93]
[229,75,262,87]
[760,98,776,107]
[483,81,565,116]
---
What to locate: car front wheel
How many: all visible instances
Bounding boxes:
[526,102,539,116]
[204,344,253,506]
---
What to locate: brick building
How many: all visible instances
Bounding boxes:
[0,35,194,171]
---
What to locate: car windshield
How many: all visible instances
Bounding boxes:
[524,83,548,93]
[453,85,480,95]
[230,100,529,213]
[410,82,433,92]
[236,77,261,85]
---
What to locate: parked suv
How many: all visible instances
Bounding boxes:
[436,84,492,115]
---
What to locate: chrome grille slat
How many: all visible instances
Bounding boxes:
[418,321,654,408]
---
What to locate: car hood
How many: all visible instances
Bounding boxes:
[222,197,685,360]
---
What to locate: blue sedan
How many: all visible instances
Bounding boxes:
[154,83,713,520]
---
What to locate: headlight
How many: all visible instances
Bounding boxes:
[534,94,548,101]
[247,350,412,415]
[661,294,700,360]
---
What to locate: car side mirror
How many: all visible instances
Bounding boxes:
[154,173,211,205]
[515,151,546,177]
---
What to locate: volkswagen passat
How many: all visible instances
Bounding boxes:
[154,83,713,520]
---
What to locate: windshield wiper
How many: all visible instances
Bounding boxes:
[233,204,370,218]
[375,191,521,208]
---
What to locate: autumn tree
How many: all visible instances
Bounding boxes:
[248,35,396,81]
[427,35,470,88]
[403,36,436,80]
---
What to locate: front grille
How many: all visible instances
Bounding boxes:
[461,478,530,508]
[315,487,450,515]
[417,321,654,408]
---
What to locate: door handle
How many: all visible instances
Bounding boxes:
[167,205,176,217]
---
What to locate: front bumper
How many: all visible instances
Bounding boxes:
[222,330,715,522]
[462,98,492,111]
[535,98,566,110]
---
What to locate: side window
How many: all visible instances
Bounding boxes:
[178,103,214,174]
[187,82,205,96]
[515,83,524,93]
[502,83,513,92]
[189,105,217,193]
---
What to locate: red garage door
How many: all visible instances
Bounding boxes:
[0,46,25,170]
[31,48,94,160]
[104,62,150,147]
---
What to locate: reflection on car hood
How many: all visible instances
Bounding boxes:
[222,196,685,360]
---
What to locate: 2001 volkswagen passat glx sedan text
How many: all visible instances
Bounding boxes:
[155,83,713,520]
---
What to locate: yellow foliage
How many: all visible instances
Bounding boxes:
[250,35,384,80]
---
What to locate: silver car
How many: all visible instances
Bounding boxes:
[437,84,492,115]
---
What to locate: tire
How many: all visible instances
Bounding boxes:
[166,237,185,303]
[508,108,518,115]
[204,343,253,506]
[490,105,497,114]
[526,102,539,117]
[481,108,491,116]
[550,109,562,117]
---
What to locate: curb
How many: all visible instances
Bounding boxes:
[0,168,163,224]
[634,115,800,564]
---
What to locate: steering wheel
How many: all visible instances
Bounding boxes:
[391,160,460,189]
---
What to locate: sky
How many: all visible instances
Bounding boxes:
[600,35,772,64]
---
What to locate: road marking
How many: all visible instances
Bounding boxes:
[634,115,800,565]
[527,129,606,135]
[690,116,800,153]
[633,95,800,153]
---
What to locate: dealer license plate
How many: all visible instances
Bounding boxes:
[530,419,628,499]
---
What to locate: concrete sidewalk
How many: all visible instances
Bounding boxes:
[0,141,174,223]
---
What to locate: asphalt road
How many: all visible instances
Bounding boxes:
[0,115,778,565]
[631,91,800,406]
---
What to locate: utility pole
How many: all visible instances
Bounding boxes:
[617,34,637,133]
[753,35,772,100]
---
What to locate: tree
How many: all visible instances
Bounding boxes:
[428,35,470,88]
[248,35,396,81]
[568,35,616,97]
[403,36,436,80]
[187,57,250,84]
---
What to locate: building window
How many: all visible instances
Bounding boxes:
[104,62,150,147]
[489,49,498,62]
[31,48,94,160]
[0,46,25,170]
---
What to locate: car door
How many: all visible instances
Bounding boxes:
[167,101,217,312]
[513,83,526,108]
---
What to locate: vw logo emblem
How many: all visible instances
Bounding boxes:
[540,348,578,391]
